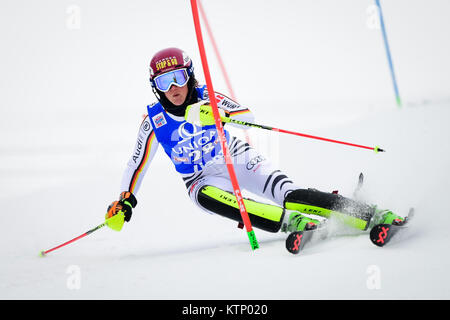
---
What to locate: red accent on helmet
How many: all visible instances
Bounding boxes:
[149,47,193,81]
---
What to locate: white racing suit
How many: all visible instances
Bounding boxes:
[120,85,374,232]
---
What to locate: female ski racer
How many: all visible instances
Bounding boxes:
[105,47,405,239]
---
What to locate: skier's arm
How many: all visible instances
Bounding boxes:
[213,92,255,125]
[105,115,159,231]
[185,90,256,128]
[120,115,159,195]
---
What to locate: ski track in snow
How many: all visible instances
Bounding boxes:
[1,0,450,300]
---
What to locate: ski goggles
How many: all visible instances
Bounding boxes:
[153,68,190,92]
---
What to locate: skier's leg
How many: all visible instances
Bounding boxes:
[283,188,375,230]
[286,189,409,229]
[185,138,398,233]
[228,137,300,205]
[182,138,322,233]
[188,174,284,232]
[187,174,320,233]
[229,139,378,231]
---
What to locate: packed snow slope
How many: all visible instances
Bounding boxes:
[1,0,449,299]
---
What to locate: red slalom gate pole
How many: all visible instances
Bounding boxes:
[190,0,259,250]
[39,222,106,257]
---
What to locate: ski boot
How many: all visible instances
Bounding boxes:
[283,211,325,254]
[369,207,414,247]
[369,207,406,228]
[281,211,321,233]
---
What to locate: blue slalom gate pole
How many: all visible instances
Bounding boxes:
[375,0,402,107]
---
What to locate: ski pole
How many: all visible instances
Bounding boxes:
[39,222,106,257]
[222,117,385,153]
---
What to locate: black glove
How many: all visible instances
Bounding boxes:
[106,191,138,222]
[119,191,137,222]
